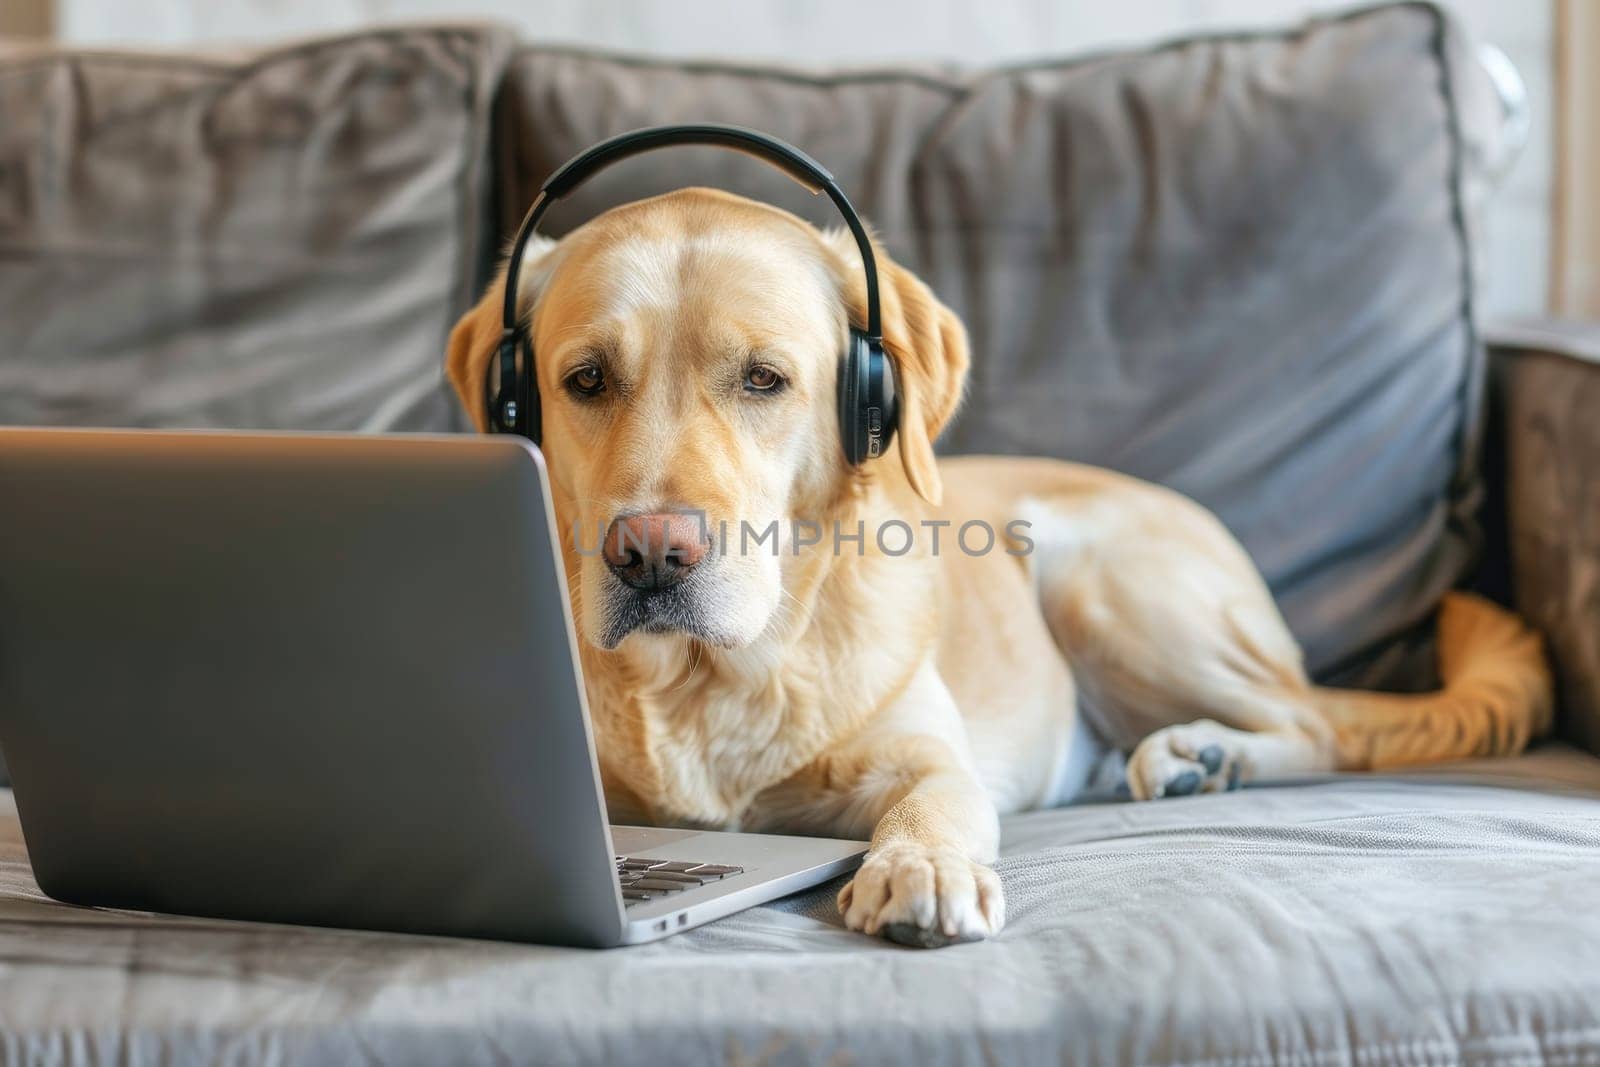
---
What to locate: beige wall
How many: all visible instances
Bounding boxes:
[1554,0,1600,317]
[0,0,52,37]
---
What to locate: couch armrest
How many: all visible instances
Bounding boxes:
[1488,318,1600,755]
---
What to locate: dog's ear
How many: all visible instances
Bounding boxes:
[445,236,558,433]
[825,230,970,506]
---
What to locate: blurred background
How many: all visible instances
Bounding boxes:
[1,0,1592,320]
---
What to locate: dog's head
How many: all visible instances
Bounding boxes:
[446,188,968,652]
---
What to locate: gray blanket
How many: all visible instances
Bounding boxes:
[4,747,1600,1065]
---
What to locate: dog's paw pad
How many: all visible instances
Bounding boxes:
[1164,769,1203,796]
[1197,744,1225,775]
[880,921,981,949]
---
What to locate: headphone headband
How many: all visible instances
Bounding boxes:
[498,124,883,344]
[488,123,897,466]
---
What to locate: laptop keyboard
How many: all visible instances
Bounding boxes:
[617,856,744,906]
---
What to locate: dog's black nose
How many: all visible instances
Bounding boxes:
[603,513,708,590]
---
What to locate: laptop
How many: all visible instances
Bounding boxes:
[0,428,866,947]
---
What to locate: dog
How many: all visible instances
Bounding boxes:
[445,187,1553,947]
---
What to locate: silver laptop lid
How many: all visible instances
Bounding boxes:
[0,429,626,946]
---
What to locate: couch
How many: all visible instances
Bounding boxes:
[3,4,1600,1063]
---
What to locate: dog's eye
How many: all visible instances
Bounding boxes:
[565,365,606,398]
[744,364,785,394]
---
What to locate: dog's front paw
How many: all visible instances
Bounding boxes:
[837,842,1004,947]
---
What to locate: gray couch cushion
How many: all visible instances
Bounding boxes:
[0,27,512,435]
[4,748,1599,1065]
[496,3,1503,689]
[495,47,958,251]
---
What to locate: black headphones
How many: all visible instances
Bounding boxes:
[485,124,897,467]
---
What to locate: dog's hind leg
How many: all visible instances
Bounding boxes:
[1022,486,1342,799]
[1071,649,1343,802]
[1124,711,1331,800]
[1116,592,1552,799]
[1022,481,1551,800]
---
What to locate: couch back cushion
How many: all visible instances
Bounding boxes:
[497,2,1503,688]
[0,27,511,435]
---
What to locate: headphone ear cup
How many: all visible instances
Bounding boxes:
[860,335,894,462]
[875,340,897,458]
[520,332,541,447]
[838,330,896,466]
[838,331,866,465]
[486,330,542,444]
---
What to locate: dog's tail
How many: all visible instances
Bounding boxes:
[1310,593,1554,770]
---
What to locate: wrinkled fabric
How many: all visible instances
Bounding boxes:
[496,4,1505,690]
[0,27,512,435]
[3,748,1600,1066]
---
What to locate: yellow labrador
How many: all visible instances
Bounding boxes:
[446,187,1552,947]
